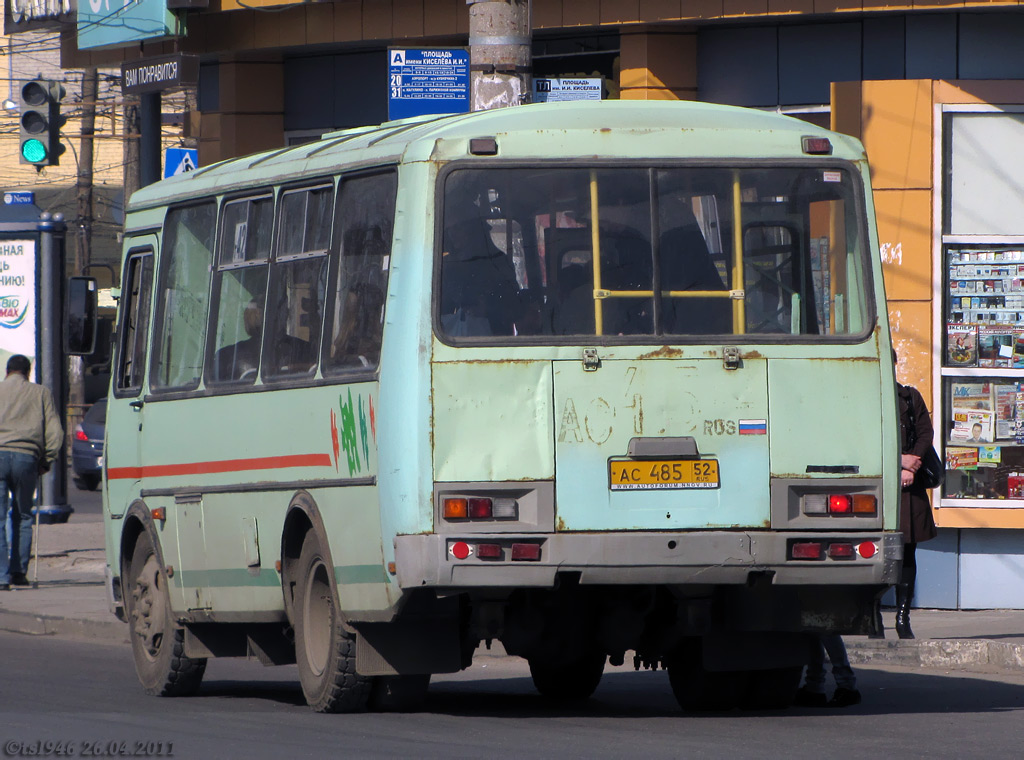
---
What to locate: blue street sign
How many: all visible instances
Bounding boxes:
[3,192,35,205]
[164,148,198,179]
[388,48,470,121]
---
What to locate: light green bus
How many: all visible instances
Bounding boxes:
[98,100,901,713]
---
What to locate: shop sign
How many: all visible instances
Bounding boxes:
[122,55,199,95]
[78,0,184,51]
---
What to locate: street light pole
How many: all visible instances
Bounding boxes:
[468,0,532,112]
[38,211,69,517]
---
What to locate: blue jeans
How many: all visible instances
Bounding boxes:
[804,634,857,693]
[0,451,39,583]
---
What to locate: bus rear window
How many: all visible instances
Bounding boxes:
[437,166,871,341]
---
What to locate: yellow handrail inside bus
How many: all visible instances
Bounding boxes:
[589,170,603,336]
[731,170,746,335]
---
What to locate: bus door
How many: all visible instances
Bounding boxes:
[107,241,156,519]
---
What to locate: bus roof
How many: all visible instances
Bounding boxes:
[129,100,864,211]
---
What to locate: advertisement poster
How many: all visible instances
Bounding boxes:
[0,238,36,370]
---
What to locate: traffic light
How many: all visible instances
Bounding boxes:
[18,79,66,167]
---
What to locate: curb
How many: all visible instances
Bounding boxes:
[0,609,129,643]
[848,639,1024,672]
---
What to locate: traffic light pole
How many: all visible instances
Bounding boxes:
[140,92,161,188]
[37,212,69,516]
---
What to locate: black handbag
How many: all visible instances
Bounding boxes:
[916,444,944,490]
[903,384,943,489]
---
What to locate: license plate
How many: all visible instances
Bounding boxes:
[609,459,720,490]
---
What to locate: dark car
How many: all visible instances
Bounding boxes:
[72,398,106,491]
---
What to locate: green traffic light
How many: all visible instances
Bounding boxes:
[21,138,47,163]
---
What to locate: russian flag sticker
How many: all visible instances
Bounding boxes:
[738,419,767,435]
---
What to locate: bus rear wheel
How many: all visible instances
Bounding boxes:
[528,652,606,701]
[293,531,370,713]
[666,640,746,712]
[126,532,206,696]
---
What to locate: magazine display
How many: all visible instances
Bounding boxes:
[944,248,1024,500]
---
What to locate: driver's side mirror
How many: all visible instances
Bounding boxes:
[66,276,97,356]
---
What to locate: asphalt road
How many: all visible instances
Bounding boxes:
[1,632,1022,760]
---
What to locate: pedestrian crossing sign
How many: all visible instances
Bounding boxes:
[164,147,198,179]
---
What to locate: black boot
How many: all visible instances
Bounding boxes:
[895,581,915,640]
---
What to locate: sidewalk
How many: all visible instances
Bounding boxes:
[1,516,1022,674]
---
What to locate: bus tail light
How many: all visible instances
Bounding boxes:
[852,494,877,515]
[492,498,518,519]
[828,542,855,560]
[802,136,833,155]
[858,541,877,558]
[476,543,502,559]
[443,498,468,519]
[511,543,541,561]
[801,492,876,517]
[828,495,852,514]
[442,495,519,521]
[468,498,492,519]
[791,542,823,560]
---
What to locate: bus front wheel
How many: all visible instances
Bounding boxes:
[125,532,206,696]
[293,531,371,713]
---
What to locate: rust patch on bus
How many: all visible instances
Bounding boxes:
[637,346,684,360]
[556,516,567,532]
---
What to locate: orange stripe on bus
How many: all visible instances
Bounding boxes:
[106,453,333,481]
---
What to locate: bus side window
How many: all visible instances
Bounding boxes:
[208,195,272,385]
[151,203,216,391]
[264,185,332,379]
[325,171,397,372]
[115,251,153,394]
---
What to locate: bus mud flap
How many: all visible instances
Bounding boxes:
[355,618,461,676]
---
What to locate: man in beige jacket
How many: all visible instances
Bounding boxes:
[0,354,63,590]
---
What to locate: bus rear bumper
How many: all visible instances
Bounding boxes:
[394,531,903,589]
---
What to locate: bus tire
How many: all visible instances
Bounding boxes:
[528,652,606,700]
[369,675,431,712]
[293,531,371,713]
[126,532,206,697]
[666,640,746,712]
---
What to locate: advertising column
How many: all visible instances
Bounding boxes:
[0,237,36,372]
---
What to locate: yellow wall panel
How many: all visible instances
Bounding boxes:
[813,1,864,11]
[424,0,460,36]
[620,32,697,97]
[563,0,601,25]
[861,79,932,191]
[876,188,933,302]
[602,0,641,22]
[724,0,769,14]
[830,80,864,139]
[935,79,1024,106]
[639,0,683,19]
[679,0,725,18]
[305,4,335,46]
[363,0,394,39]
[394,0,425,38]
[254,8,306,48]
[533,0,562,26]
[935,508,1024,529]
[768,0,815,13]
[333,0,362,41]
[889,299,932,403]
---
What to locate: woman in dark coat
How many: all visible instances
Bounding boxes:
[897,382,938,639]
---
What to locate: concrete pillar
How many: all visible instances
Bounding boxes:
[468,0,531,111]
